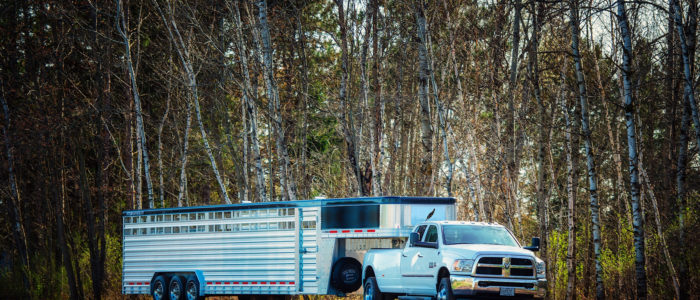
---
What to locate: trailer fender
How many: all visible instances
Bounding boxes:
[194,270,206,297]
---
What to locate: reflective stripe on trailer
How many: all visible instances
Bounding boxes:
[206,281,295,285]
[126,282,150,285]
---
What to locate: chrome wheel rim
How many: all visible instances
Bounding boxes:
[170,281,181,300]
[364,282,373,300]
[186,281,198,300]
[437,282,448,300]
[153,281,164,300]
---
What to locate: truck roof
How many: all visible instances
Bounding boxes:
[123,196,456,216]
[428,220,505,227]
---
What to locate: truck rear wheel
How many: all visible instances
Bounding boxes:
[152,275,168,300]
[364,277,383,300]
[437,277,454,300]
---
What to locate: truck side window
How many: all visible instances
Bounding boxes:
[424,225,438,243]
[415,225,427,241]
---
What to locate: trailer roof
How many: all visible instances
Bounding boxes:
[123,196,456,216]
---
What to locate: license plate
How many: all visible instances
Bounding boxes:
[499,287,515,296]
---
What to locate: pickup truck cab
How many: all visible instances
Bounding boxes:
[362,221,546,299]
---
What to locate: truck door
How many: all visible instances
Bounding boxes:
[416,225,440,295]
[400,225,428,293]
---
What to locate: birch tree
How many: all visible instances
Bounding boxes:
[414,0,434,195]
[151,0,232,204]
[616,1,648,297]
[230,0,267,202]
[669,1,696,295]
[335,0,363,196]
[256,0,298,201]
[177,100,192,207]
[116,0,155,208]
[671,0,700,149]
[570,1,603,297]
[560,65,579,300]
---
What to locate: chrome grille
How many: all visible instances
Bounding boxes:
[474,256,535,278]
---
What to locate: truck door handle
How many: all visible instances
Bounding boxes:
[402,253,408,257]
[417,254,424,258]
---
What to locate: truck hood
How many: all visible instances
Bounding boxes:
[443,244,536,259]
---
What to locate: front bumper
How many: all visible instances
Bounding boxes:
[450,275,546,298]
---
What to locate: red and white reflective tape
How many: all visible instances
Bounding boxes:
[326,229,376,234]
[206,281,295,286]
[127,282,150,286]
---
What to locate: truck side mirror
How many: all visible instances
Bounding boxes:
[524,237,540,252]
[409,232,420,246]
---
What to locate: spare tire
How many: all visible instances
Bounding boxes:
[331,257,363,293]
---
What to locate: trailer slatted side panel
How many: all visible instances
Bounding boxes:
[122,208,299,295]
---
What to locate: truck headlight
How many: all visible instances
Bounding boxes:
[452,259,474,274]
[536,261,546,278]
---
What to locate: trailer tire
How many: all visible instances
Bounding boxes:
[331,257,363,292]
[169,276,186,300]
[152,275,169,300]
[185,275,203,300]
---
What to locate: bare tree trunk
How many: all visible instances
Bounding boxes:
[229,0,266,202]
[370,0,383,196]
[616,2,647,297]
[256,0,297,201]
[506,0,523,233]
[0,84,30,290]
[671,0,700,150]
[335,0,363,196]
[151,0,231,204]
[56,166,78,300]
[560,67,578,300]
[670,1,695,296]
[529,0,549,276]
[116,0,154,208]
[158,50,172,208]
[414,0,434,195]
[177,100,192,207]
[570,1,603,298]
[637,121,681,299]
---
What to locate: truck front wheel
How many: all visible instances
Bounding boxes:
[364,277,383,300]
[436,277,454,300]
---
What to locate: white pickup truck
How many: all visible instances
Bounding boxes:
[362,221,546,299]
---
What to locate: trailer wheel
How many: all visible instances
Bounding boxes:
[363,277,383,300]
[169,276,185,300]
[185,275,203,300]
[152,275,169,300]
[331,257,363,292]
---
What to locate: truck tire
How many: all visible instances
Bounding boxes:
[363,277,383,300]
[152,275,169,300]
[331,257,363,292]
[436,277,454,300]
[169,276,185,300]
[185,275,203,300]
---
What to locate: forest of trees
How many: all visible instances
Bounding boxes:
[0,0,698,298]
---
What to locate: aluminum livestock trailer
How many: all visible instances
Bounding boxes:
[122,196,456,300]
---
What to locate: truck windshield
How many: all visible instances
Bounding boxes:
[442,225,519,247]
